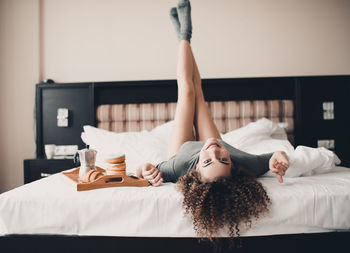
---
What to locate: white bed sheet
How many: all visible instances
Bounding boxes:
[0,166,349,237]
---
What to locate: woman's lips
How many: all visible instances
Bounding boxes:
[206,142,219,150]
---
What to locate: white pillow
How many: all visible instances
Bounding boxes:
[81,121,174,174]
[222,118,290,149]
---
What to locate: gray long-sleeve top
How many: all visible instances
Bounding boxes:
[156,140,273,183]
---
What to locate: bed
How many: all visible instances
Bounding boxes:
[1,77,349,252]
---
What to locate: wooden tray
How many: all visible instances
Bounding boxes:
[62,166,149,191]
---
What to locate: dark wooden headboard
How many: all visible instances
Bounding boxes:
[35,75,350,166]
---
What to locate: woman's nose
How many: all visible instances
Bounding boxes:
[209,149,220,159]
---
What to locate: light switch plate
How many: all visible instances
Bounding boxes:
[57,108,69,127]
[317,139,335,149]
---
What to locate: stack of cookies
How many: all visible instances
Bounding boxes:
[104,154,126,176]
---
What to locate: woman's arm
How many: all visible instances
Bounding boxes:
[228,146,273,177]
[228,145,289,182]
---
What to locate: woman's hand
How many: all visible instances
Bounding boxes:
[136,163,163,187]
[269,151,290,183]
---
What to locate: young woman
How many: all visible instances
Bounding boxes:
[136,0,289,239]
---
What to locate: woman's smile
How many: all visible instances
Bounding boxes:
[203,138,222,150]
[206,142,219,150]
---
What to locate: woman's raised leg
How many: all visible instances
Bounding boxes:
[167,1,198,157]
[167,40,196,158]
[191,50,221,141]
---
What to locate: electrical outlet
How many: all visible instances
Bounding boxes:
[317,139,335,149]
[322,102,334,120]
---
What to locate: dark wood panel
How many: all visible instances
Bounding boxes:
[94,77,295,106]
[95,80,178,105]
[1,232,348,253]
[24,159,75,183]
[36,83,94,158]
[202,77,295,101]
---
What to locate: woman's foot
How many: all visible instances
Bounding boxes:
[176,0,192,42]
[170,7,181,40]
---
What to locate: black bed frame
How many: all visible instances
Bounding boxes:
[1,232,349,253]
[2,75,350,252]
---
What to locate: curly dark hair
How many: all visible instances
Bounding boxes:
[176,166,271,241]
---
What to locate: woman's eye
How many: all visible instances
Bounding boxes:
[204,159,211,164]
[221,158,228,162]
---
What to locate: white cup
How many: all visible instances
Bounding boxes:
[45,144,56,159]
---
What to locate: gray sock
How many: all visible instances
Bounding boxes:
[176,0,192,42]
[170,7,181,40]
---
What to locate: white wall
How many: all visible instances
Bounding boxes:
[1,0,350,193]
[0,0,39,193]
[42,0,350,82]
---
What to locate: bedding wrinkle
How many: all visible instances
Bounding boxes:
[312,183,318,229]
[269,179,310,226]
[312,183,337,229]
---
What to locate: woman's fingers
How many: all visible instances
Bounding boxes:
[278,164,288,172]
[273,167,284,182]
[281,157,289,166]
[271,168,285,174]
[271,160,288,169]
[144,169,163,186]
[151,176,163,187]
[149,171,162,184]
[271,165,287,173]
[147,168,159,178]
[278,152,290,166]
[271,151,290,167]
[271,164,286,183]
[144,169,158,180]
[270,152,290,184]
[143,166,156,177]
[277,174,283,183]
[273,162,288,171]
[138,163,163,186]
[149,172,163,187]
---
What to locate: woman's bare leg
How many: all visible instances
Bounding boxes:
[191,50,221,141]
[167,40,196,158]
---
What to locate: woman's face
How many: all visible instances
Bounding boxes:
[196,138,232,182]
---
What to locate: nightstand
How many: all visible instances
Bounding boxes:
[23,159,76,184]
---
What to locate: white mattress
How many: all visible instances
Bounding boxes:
[0,166,350,237]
